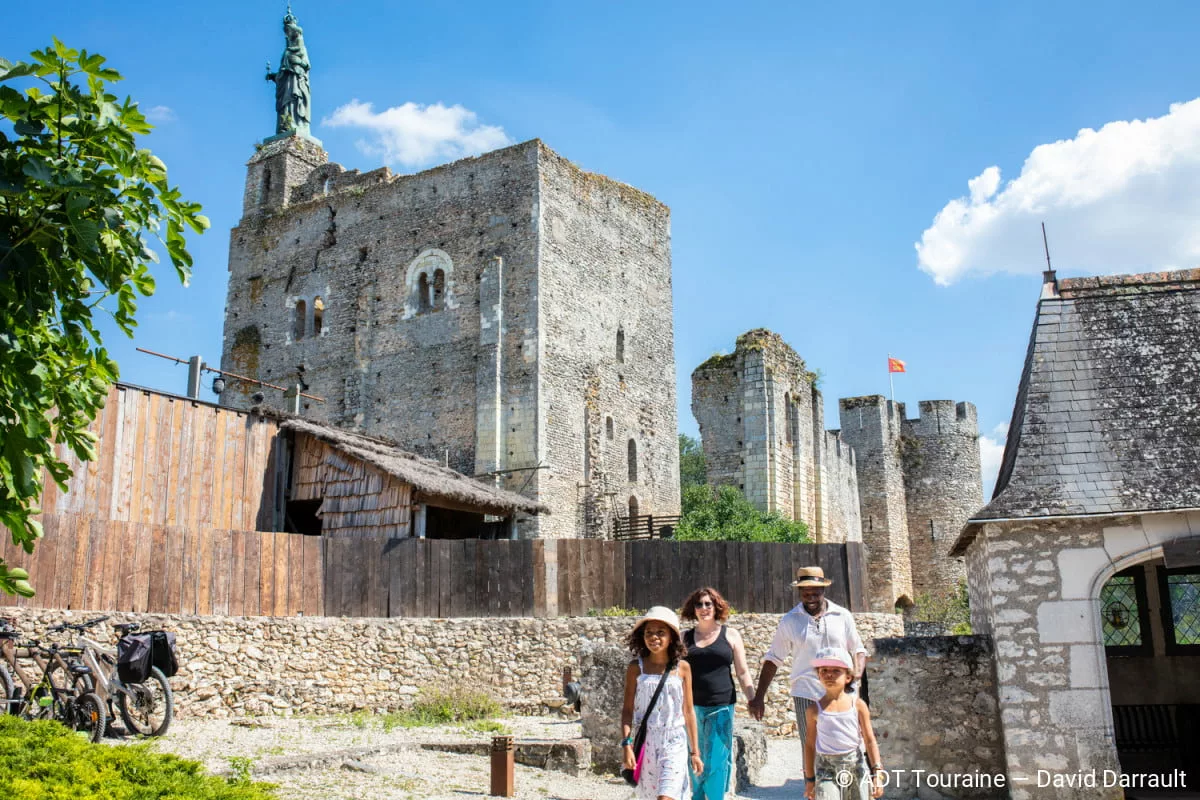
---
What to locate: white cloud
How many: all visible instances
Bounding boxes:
[323,99,511,169]
[979,422,1008,500]
[916,98,1200,285]
[144,105,176,123]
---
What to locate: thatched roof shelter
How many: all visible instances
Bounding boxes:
[278,417,546,517]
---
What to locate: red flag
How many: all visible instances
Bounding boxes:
[888,357,906,374]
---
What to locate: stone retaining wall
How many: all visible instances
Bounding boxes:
[0,609,901,727]
[870,635,1006,799]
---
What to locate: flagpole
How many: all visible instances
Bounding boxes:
[888,352,895,405]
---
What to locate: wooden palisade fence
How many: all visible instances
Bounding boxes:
[2,513,868,618]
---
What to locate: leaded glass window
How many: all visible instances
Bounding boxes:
[1100,571,1147,651]
[1164,570,1200,649]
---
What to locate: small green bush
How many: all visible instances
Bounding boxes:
[909,581,972,635]
[404,685,502,725]
[586,606,642,617]
[0,716,276,799]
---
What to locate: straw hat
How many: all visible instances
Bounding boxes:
[791,566,833,588]
[632,606,681,636]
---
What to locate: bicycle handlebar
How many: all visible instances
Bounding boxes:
[47,616,110,633]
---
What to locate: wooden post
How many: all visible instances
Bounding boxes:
[490,735,515,796]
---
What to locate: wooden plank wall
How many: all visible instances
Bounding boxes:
[289,434,414,538]
[0,513,322,617]
[1,518,867,618]
[37,384,280,531]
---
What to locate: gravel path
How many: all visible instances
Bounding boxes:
[131,715,809,800]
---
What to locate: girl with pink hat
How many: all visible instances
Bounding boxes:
[620,606,704,800]
[803,646,884,800]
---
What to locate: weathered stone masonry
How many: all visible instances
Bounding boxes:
[221,137,679,538]
[838,395,981,610]
[692,330,861,544]
[692,330,983,610]
[0,608,899,731]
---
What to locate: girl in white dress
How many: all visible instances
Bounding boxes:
[621,606,704,800]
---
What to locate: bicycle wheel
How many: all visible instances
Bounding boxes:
[71,692,107,744]
[117,667,173,736]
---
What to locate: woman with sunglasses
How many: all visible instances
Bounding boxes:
[680,587,756,800]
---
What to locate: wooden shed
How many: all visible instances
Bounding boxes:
[278,417,545,539]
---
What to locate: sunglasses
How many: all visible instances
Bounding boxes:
[696,601,714,608]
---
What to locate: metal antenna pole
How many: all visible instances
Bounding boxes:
[1041,222,1053,271]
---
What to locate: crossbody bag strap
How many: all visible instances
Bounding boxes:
[632,661,674,752]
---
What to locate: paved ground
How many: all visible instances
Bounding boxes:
[130,714,810,800]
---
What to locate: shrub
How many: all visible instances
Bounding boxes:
[675,485,811,543]
[909,581,972,635]
[0,716,276,799]
[585,606,642,617]
[405,685,502,724]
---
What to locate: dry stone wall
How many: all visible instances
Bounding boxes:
[870,635,1006,799]
[0,608,898,728]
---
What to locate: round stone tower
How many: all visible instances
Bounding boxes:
[899,400,984,598]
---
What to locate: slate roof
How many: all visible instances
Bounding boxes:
[278,417,547,516]
[952,269,1200,555]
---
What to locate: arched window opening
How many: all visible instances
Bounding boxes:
[432,269,446,310]
[312,296,325,336]
[616,327,625,363]
[294,299,306,340]
[417,273,431,313]
[323,176,333,195]
[628,496,639,518]
[260,167,272,205]
[627,439,638,482]
[606,417,614,440]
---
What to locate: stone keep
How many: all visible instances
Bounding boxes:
[221,136,680,538]
[691,330,862,544]
[838,395,983,609]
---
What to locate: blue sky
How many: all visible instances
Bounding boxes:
[6,1,1200,496]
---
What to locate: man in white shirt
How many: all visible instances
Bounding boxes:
[747,566,867,779]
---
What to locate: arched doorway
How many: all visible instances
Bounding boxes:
[1092,537,1200,794]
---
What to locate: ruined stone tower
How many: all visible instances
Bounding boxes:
[838,396,982,610]
[691,330,862,543]
[690,331,982,610]
[221,136,680,538]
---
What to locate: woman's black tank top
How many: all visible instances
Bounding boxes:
[685,626,736,707]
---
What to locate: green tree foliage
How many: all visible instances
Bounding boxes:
[0,716,276,798]
[678,433,706,488]
[0,41,207,596]
[909,580,972,635]
[675,484,812,543]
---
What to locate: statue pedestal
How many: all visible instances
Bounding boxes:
[262,131,323,148]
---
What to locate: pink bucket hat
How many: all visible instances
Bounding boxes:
[812,646,854,670]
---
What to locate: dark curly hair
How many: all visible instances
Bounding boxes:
[680,587,730,623]
[625,621,687,661]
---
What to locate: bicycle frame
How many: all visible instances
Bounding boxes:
[71,633,138,706]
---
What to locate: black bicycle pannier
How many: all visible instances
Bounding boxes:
[117,633,153,683]
[150,630,179,678]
